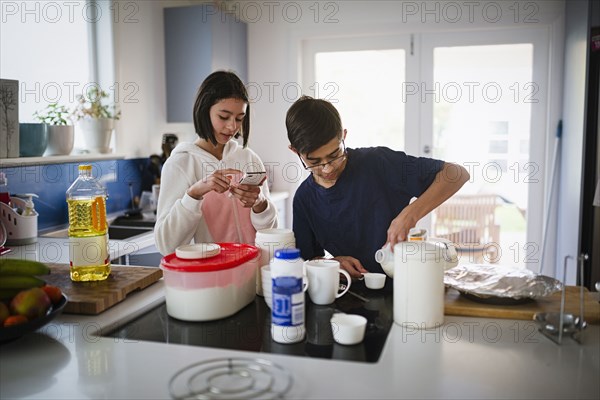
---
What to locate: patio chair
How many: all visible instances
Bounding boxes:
[433,194,501,263]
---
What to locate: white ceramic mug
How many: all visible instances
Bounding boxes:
[305,259,351,305]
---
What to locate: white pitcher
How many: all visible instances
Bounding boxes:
[386,238,459,329]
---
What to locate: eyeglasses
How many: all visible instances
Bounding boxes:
[298,141,347,171]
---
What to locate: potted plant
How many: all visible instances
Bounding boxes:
[71,86,121,154]
[33,103,74,156]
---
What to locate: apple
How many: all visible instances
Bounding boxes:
[9,288,51,320]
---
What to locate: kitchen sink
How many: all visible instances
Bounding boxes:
[111,212,156,228]
[107,225,153,240]
[41,210,156,240]
[39,212,161,267]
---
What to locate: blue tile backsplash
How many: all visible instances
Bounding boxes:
[1,158,146,230]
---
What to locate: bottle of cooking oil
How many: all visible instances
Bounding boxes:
[66,165,110,281]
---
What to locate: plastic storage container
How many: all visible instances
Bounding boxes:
[66,164,110,282]
[270,248,305,344]
[160,243,259,321]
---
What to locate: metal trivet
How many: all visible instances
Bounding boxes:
[168,357,294,399]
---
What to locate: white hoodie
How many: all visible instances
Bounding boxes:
[154,140,278,255]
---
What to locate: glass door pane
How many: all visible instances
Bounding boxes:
[314,49,406,150]
[431,44,534,268]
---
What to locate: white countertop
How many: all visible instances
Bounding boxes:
[1,277,598,399]
[4,234,155,265]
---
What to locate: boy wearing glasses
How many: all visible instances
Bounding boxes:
[286,96,469,278]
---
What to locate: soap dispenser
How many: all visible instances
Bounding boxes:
[0,193,39,245]
[13,193,39,216]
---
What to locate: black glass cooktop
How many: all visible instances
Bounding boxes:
[105,279,393,363]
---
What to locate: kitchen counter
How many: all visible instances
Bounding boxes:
[3,234,155,265]
[3,210,157,266]
[1,277,598,399]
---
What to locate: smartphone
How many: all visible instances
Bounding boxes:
[238,171,266,186]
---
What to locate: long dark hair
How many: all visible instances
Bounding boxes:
[193,71,250,147]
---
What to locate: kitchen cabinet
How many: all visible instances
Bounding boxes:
[164,4,248,123]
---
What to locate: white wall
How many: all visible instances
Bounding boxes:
[113,0,199,159]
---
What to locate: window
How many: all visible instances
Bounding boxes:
[314,49,406,150]
[0,1,91,122]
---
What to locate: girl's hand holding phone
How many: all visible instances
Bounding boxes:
[230,172,268,211]
[186,168,241,200]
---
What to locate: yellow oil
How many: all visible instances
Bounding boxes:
[68,197,111,281]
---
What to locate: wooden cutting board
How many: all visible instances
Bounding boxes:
[41,264,163,315]
[444,286,600,323]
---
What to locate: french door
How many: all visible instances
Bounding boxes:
[302,28,551,270]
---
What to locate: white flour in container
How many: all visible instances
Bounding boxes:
[165,283,254,321]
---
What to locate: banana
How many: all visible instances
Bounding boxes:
[0,259,50,277]
[0,275,46,290]
[0,288,22,301]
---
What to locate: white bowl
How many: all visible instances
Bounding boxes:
[330,314,367,345]
[363,273,386,289]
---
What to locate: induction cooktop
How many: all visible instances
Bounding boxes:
[104,280,393,363]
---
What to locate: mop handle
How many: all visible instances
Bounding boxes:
[539,120,562,275]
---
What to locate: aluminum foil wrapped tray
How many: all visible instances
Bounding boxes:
[444,264,563,303]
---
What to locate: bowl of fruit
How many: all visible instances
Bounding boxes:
[0,259,67,343]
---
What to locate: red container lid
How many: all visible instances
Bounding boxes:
[161,243,259,272]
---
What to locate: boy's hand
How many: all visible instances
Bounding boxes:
[386,206,419,249]
[332,256,368,279]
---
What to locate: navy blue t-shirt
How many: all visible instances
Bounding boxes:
[292,147,444,273]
